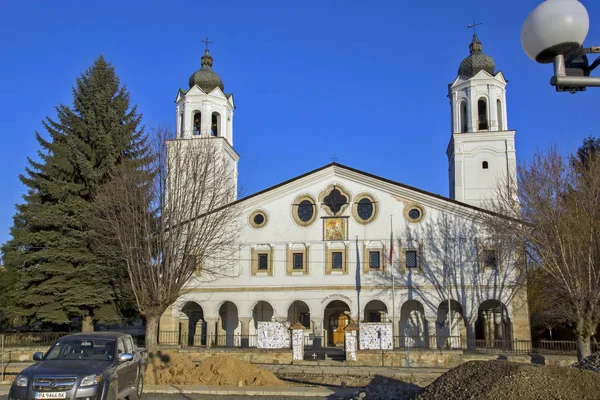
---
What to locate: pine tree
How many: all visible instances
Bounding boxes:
[1,56,148,331]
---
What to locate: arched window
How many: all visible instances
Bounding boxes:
[460,101,468,133]
[211,112,221,137]
[478,98,488,131]
[497,99,503,131]
[482,161,489,169]
[180,113,185,137]
[193,111,202,136]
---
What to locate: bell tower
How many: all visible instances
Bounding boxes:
[174,40,239,198]
[447,34,517,209]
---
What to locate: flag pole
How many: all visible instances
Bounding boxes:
[390,215,395,340]
[355,235,361,327]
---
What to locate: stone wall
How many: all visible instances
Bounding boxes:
[1,346,49,362]
[177,347,293,364]
[359,323,393,350]
[355,350,579,368]
[257,322,290,349]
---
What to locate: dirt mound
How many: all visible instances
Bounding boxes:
[145,352,286,387]
[414,361,600,400]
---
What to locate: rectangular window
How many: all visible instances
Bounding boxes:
[293,253,304,270]
[406,250,418,269]
[369,251,380,269]
[483,250,497,269]
[332,252,343,269]
[258,254,268,270]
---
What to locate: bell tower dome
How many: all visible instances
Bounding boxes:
[446,34,517,209]
[173,40,239,198]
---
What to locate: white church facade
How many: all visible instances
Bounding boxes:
[158,35,531,350]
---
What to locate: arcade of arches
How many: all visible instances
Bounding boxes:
[163,297,514,348]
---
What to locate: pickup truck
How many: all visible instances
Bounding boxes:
[9,332,147,400]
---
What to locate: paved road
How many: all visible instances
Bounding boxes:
[1,393,344,400]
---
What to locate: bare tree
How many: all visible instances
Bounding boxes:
[527,269,570,340]
[93,125,242,353]
[485,147,600,360]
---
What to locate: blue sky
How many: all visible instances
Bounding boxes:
[0,0,598,247]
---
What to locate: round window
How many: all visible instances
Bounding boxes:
[253,213,265,225]
[297,200,314,222]
[357,198,373,220]
[408,208,421,220]
[249,210,268,228]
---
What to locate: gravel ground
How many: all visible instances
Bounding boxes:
[413,361,600,400]
[572,351,600,372]
[0,394,334,400]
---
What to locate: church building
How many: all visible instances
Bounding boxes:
[158,35,530,351]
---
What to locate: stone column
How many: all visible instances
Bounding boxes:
[392,317,400,348]
[482,312,488,346]
[290,323,305,362]
[486,311,493,347]
[344,323,359,362]
[179,318,189,347]
[466,319,477,351]
[204,318,217,348]
[427,320,437,350]
[193,320,204,347]
[239,317,252,348]
[311,317,324,348]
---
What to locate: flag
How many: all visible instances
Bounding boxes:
[389,228,394,266]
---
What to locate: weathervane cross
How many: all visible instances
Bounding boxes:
[467,20,482,35]
[331,154,338,163]
[202,37,213,51]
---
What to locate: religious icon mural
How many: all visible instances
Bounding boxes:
[324,217,347,241]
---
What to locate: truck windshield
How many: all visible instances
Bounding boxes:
[44,339,116,361]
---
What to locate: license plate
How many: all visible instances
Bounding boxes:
[35,392,67,399]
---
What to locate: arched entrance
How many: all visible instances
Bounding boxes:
[252,301,274,327]
[324,300,350,347]
[287,300,310,329]
[217,301,239,347]
[364,300,388,323]
[181,301,206,346]
[437,300,467,349]
[400,300,426,348]
[475,300,512,348]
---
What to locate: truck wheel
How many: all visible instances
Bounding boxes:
[129,374,144,400]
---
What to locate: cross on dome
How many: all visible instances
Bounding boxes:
[202,37,213,52]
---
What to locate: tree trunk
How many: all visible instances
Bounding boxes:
[81,315,95,332]
[576,334,591,361]
[145,314,160,355]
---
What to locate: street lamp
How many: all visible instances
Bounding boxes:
[521,0,600,93]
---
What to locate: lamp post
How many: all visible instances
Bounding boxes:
[521,0,600,93]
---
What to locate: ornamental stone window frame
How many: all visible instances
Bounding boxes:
[398,241,423,274]
[403,203,426,224]
[291,194,318,227]
[318,183,352,217]
[362,240,385,274]
[477,238,503,273]
[251,244,274,276]
[249,209,268,229]
[325,242,348,275]
[351,192,379,225]
[286,243,309,276]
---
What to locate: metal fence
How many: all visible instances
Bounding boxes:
[0,332,71,348]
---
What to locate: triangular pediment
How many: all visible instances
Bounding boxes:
[235,163,493,220]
